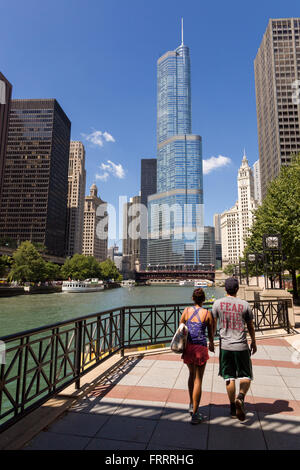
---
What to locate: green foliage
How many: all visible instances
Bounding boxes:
[100,258,122,281]
[223,264,235,276]
[45,262,61,281]
[8,241,47,283]
[61,254,102,280]
[245,154,300,298]
[0,255,12,278]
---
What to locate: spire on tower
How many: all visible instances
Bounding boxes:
[181,18,184,45]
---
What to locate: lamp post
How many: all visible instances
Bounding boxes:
[248,253,258,286]
[240,260,249,286]
[262,234,283,289]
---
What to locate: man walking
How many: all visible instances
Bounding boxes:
[212,277,257,421]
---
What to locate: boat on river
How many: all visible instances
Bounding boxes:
[194,279,213,288]
[121,280,135,287]
[62,280,104,293]
[178,280,194,286]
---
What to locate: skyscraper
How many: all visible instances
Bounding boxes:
[254,18,300,199]
[213,214,221,244]
[140,158,156,269]
[221,152,258,265]
[0,72,12,200]
[123,195,141,275]
[147,21,203,268]
[82,184,108,262]
[66,141,86,256]
[0,99,71,256]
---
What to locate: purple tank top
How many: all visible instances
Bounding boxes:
[186,307,208,346]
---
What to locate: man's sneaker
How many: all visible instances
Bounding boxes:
[230,402,237,419]
[191,410,203,425]
[235,394,246,421]
[189,403,193,416]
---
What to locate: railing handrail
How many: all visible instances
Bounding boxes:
[0,298,291,434]
[0,298,291,343]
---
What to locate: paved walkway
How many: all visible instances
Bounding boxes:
[24,337,300,450]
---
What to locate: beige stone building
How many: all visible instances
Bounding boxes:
[254,18,300,199]
[82,184,108,262]
[122,195,141,276]
[221,153,258,265]
[66,141,86,256]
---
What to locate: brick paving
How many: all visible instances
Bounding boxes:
[24,337,300,450]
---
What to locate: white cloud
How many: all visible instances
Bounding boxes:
[95,172,109,181]
[203,155,231,175]
[81,130,116,147]
[96,160,126,182]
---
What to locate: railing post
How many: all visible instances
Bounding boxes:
[75,320,83,390]
[120,308,125,357]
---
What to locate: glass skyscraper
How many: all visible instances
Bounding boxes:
[147,25,203,267]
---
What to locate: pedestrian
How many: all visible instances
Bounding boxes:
[180,288,215,425]
[212,277,257,421]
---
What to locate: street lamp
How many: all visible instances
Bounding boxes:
[248,253,258,286]
[262,234,283,289]
[240,260,249,286]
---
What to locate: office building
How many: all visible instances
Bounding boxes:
[82,184,108,262]
[147,22,203,268]
[0,99,71,256]
[213,214,221,243]
[0,72,12,200]
[122,195,141,275]
[140,158,157,269]
[254,18,300,199]
[66,141,86,256]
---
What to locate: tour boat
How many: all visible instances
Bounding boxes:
[194,280,208,288]
[62,280,104,293]
[178,280,194,286]
[120,280,135,287]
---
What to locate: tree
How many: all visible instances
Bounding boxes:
[8,241,47,283]
[0,255,11,278]
[45,262,61,281]
[100,259,122,281]
[61,254,101,280]
[245,154,300,301]
[223,264,235,276]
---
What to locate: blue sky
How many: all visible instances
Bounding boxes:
[1,0,299,245]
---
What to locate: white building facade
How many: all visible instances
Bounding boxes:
[66,141,86,256]
[82,184,108,262]
[221,153,258,265]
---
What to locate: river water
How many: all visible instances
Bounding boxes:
[0,286,225,337]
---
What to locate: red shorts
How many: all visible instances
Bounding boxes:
[182,342,209,366]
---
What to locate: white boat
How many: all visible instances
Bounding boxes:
[178,280,194,286]
[194,280,208,288]
[121,280,135,287]
[62,280,104,293]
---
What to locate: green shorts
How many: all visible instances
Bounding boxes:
[219,348,253,381]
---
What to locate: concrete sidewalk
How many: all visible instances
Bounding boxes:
[24,337,300,450]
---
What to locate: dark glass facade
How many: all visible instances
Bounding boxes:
[0,72,12,201]
[0,99,71,256]
[140,159,157,269]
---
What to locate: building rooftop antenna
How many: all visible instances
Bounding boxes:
[181,17,184,45]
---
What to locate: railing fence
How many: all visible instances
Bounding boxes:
[0,299,291,432]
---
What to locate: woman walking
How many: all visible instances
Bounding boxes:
[180,288,215,424]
